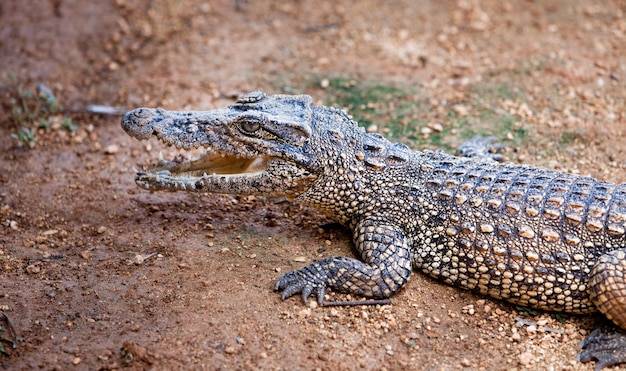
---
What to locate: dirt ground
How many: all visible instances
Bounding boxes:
[1,0,626,370]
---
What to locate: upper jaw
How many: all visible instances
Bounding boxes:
[121,107,237,150]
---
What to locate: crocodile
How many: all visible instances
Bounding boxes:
[122,91,626,369]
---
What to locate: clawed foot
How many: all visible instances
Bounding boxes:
[274,267,327,304]
[457,136,506,162]
[578,325,626,370]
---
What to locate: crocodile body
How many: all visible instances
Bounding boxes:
[122,91,626,368]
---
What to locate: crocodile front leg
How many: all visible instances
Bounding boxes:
[274,220,412,303]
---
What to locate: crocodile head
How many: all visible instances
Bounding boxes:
[121,91,319,198]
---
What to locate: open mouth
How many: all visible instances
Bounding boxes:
[140,147,269,179]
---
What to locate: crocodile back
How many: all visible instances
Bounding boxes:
[400,151,626,313]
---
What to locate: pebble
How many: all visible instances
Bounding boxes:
[429,122,444,132]
[97,226,107,234]
[367,125,378,133]
[131,254,145,265]
[72,357,81,365]
[452,104,469,116]
[385,345,394,356]
[460,358,471,367]
[224,346,236,354]
[104,144,119,154]
[293,256,307,262]
[518,351,534,366]
[298,308,311,318]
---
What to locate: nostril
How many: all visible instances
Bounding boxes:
[121,108,157,139]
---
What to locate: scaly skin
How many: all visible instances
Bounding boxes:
[121,91,626,369]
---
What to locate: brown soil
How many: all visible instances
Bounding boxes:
[1,0,625,370]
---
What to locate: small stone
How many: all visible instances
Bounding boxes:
[97,226,107,234]
[429,123,444,132]
[308,300,318,309]
[320,79,330,89]
[330,308,339,317]
[460,358,471,367]
[72,357,81,365]
[104,144,119,154]
[385,344,394,356]
[518,351,534,366]
[452,104,469,117]
[224,346,236,354]
[293,256,307,263]
[367,125,378,133]
[26,264,40,274]
[511,332,521,342]
[298,308,312,318]
[526,325,537,333]
[462,304,475,315]
[131,255,145,265]
[260,352,268,359]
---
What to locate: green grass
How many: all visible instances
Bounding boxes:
[298,76,529,153]
[312,77,426,141]
[3,73,77,147]
[558,130,585,145]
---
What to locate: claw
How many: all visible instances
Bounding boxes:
[578,326,626,370]
[301,285,313,302]
[274,267,328,304]
[316,287,325,304]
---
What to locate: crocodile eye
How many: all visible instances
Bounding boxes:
[240,121,261,133]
